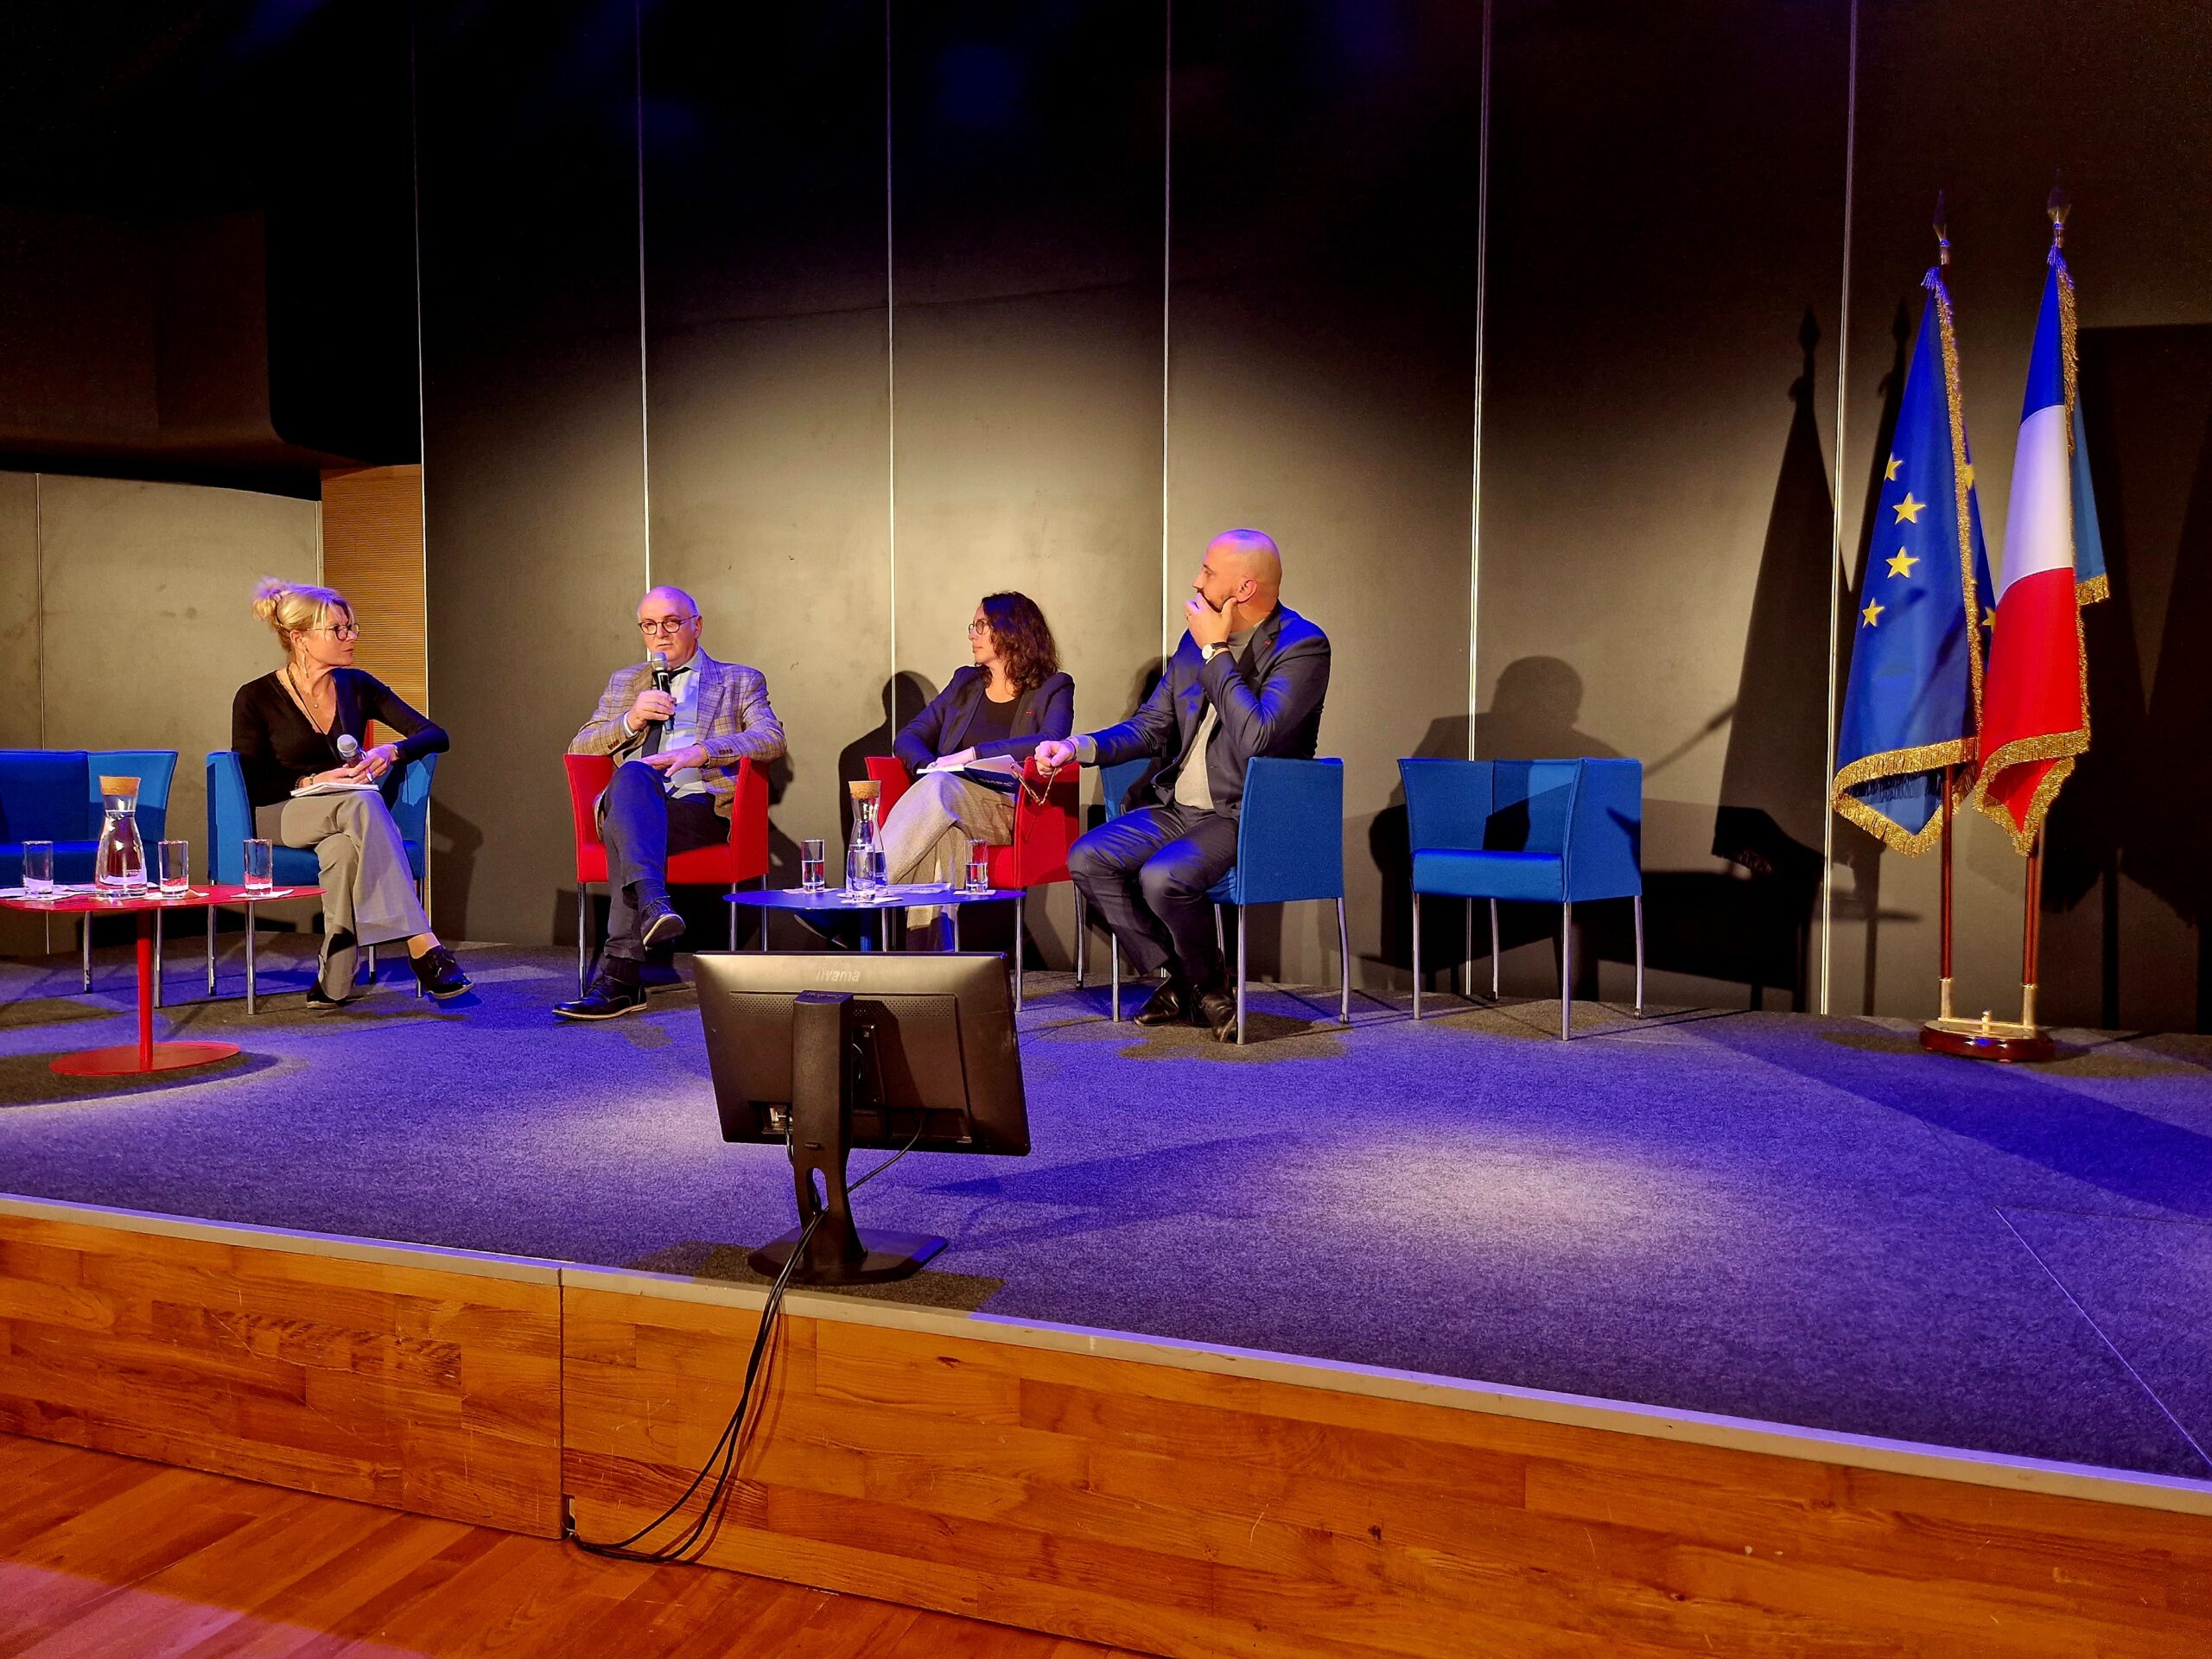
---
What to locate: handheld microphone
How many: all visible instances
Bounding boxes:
[650,651,673,696]
[336,734,360,766]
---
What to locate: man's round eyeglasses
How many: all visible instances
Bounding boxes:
[639,617,698,635]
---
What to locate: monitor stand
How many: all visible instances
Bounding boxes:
[748,991,948,1286]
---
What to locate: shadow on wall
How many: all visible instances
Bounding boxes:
[836,673,933,845]
[1701,308,1850,1011]
[430,798,483,940]
[2063,325,2212,1031]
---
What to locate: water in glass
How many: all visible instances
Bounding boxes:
[800,836,827,892]
[22,840,54,896]
[158,840,190,893]
[243,838,274,892]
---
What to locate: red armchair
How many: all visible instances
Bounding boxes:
[563,753,771,991]
[864,754,1084,1009]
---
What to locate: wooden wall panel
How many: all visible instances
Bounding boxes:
[563,1284,2212,1659]
[0,1209,562,1537]
[320,461,427,717]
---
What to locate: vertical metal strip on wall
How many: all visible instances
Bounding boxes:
[1466,0,1493,757]
[633,0,653,590]
[885,0,898,688]
[1818,0,1860,1015]
[1160,0,1173,661]
[408,4,430,713]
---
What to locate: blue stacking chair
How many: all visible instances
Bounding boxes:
[1107,757,1350,1045]
[206,750,437,1000]
[1400,757,1643,1040]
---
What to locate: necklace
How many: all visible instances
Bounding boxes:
[283,664,334,732]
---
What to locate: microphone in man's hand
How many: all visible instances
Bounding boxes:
[650,650,673,698]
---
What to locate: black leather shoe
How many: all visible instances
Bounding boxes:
[1195,981,1239,1044]
[1132,976,1192,1027]
[303,984,353,1014]
[555,975,647,1020]
[639,895,685,950]
[410,944,472,1000]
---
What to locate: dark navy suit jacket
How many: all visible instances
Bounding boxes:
[893,667,1075,774]
[1088,604,1330,817]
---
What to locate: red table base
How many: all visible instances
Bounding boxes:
[52,1039,240,1077]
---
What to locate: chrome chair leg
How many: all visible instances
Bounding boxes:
[1074,892,1088,987]
[1014,892,1026,1013]
[1633,892,1645,1017]
[245,906,257,1016]
[81,922,92,992]
[1338,896,1351,1026]
[577,884,590,994]
[1110,936,1121,1021]
[1462,901,1473,1001]
[1559,899,1573,1042]
[728,881,739,952]
[759,873,771,952]
[1411,888,1422,1021]
[365,942,376,985]
[1235,905,1248,1045]
[1214,905,1225,960]
[206,906,217,995]
[1491,899,1501,1000]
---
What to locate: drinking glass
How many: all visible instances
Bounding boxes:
[243,838,274,893]
[963,837,993,894]
[21,841,54,896]
[799,837,827,892]
[158,840,190,894]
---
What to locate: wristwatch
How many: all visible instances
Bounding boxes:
[1203,641,1230,662]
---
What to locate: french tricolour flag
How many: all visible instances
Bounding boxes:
[1976,247,2105,851]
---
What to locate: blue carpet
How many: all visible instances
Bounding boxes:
[2,940,2209,1482]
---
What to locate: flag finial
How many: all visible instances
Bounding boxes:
[2048,173,2070,249]
[1933,190,1950,267]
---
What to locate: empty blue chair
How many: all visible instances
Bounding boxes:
[206,749,436,999]
[1107,757,1350,1046]
[1400,757,1643,1040]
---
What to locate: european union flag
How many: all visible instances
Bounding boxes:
[1831,270,1996,854]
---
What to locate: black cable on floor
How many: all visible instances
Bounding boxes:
[568,1123,926,1565]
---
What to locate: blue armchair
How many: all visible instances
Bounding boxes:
[205,749,436,998]
[1106,757,1351,1046]
[0,748,177,990]
[1400,757,1643,1039]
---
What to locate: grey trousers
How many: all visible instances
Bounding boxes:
[257,791,429,997]
[879,770,1014,929]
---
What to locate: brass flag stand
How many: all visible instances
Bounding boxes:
[1920,765,2055,1061]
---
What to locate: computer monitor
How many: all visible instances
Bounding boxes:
[693,951,1030,1285]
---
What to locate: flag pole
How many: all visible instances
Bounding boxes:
[2020,830,2046,1034]
[1936,765,1955,1025]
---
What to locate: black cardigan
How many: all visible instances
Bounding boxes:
[232,669,449,809]
[893,668,1074,775]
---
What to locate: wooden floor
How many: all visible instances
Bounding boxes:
[0,1434,1146,1658]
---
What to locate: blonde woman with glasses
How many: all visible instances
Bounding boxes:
[231,577,469,1009]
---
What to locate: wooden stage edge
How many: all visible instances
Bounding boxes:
[4,1193,2209,1656]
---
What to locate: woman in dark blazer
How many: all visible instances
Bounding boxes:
[878,591,1072,935]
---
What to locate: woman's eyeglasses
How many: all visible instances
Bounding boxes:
[966,620,991,637]
[306,623,361,639]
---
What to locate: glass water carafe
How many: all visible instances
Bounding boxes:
[846,790,881,895]
[93,774,148,894]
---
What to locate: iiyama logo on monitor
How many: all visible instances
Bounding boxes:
[822,969,862,982]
